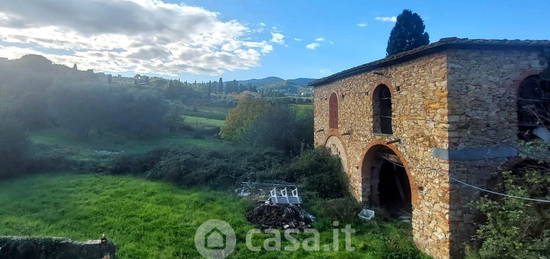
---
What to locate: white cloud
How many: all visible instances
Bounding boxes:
[0,0,275,76]
[260,44,273,54]
[270,32,285,45]
[375,16,397,22]
[357,23,368,27]
[315,37,325,42]
[294,37,303,42]
[306,42,320,50]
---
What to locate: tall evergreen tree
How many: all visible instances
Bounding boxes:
[386,10,430,56]
[218,78,224,94]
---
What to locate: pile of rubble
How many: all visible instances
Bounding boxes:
[246,203,313,229]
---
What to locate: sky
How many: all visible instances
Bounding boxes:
[0,0,549,82]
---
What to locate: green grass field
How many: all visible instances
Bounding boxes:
[183,115,225,128]
[182,105,230,121]
[30,128,225,161]
[291,104,313,119]
[0,174,427,259]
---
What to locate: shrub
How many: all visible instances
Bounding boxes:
[0,110,30,178]
[109,147,287,189]
[221,96,269,142]
[283,148,349,199]
[312,197,362,224]
[48,84,169,138]
[110,148,170,175]
[469,160,550,258]
[222,97,313,155]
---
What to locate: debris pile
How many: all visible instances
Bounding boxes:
[246,203,313,229]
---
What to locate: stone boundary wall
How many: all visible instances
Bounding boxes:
[0,236,116,259]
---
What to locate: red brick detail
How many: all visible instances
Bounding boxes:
[359,139,420,208]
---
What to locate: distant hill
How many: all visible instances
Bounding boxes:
[0,54,107,84]
[238,77,316,90]
[0,55,316,94]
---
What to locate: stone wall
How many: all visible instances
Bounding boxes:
[446,49,547,256]
[0,236,117,259]
[314,52,452,258]
[313,47,547,258]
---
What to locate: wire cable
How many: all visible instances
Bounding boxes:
[380,156,550,203]
[450,176,550,203]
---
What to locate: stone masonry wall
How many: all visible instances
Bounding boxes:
[314,47,547,258]
[0,236,117,259]
[314,52,452,258]
[446,49,547,256]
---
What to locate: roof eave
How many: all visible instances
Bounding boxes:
[309,41,550,87]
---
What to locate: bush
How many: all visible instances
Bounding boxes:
[283,148,349,199]
[469,160,550,258]
[49,84,169,138]
[221,96,269,142]
[312,197,362,224]
[0,111,30,178]
[110,148,170,175]
[109,147,287,189]
[222,96,313,155]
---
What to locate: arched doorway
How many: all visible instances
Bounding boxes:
[362,145,412,218]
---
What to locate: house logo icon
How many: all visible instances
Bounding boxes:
[195,219,236,258]
[205,228,226,249]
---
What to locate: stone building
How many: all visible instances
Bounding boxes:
[310,38,550,258]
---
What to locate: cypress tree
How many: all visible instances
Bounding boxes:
[386,10,430,56]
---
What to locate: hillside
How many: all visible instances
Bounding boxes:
[238,76,316,90]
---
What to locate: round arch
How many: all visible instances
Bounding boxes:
[324,134,349,173]
[372,84,393,134]
[359,140,419,210]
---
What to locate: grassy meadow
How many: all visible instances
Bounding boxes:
[0,173,426,259]
[1,103,429,258]
[183,115,225,128]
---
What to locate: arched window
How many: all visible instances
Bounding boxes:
[329,93,338,129]
[517,75,550,140]
[373,84,393,134]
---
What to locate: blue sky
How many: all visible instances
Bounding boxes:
[0,0,549,82]
[182,0,549,81]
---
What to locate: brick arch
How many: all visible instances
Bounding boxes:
[323,133,350,173]
[511,68,544,97]
[369,79,396,103]
[513,68,550,139]
[359,139,419,207]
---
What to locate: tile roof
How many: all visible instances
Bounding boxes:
[310,37,550,87]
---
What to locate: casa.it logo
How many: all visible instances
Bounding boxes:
[194,219,236,258]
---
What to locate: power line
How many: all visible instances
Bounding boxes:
[380,157,550,203]
[450,177,550,203]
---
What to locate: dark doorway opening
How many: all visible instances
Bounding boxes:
[362,145,412,219]
[517,75,550,140]
[377,159,412,216]
[373,84,393,134]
